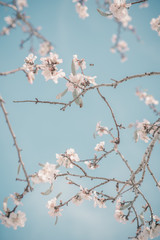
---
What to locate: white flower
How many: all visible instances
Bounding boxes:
[135,119,150,143]
[109,1,131,27]
[150,222,160,239]
[150,16,160,36]
[16,0,28,11]
[135,227,150,240]
[145,95,159,105]
[95,141,105,151]
[114,198,127,223]
[73,55,86,70]
[0,211,26,230]
[66,73,84,92]
[84,161,99,170]
[112,34,117,43]
[10,194,23,206]
[2,27,10,35]
[31,162,59,184]
[114,209,126,223]
[75,2,89,19]
[56,148,80,168]
[23,53,37,84]
[79,186,92,200]
[139,2,149,8]
[39,42,54,56]
[93,193,106,208]
[72,186,92,206]
[85,75,97,85]
[23,53,37,71]
[136,89,159,105]
[47,198,63,217]
[96,121,108,136]
[72,194,83,206]
[117,40,129,53]
[4,16,16,28]
[40,52,65,83]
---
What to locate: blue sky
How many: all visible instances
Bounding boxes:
[0,0,160,240]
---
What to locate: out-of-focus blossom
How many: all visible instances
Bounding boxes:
[56,148,80,168]
[150,16,160,36]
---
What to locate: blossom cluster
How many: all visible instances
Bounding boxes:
[72,187,107,208]
[31,162,59,184]
[22,52,65,84]
[111,34,129,62]
[109,0,131,27]
[129,119,160,143]
[56,148,80,168]
[73,0,89,19]
[47,197,63,218]
[0,211,26,230]
[66,54,97,94]
[133,220,160,240]
[150,16,160,36]
[114,198,127,223]
[136,89,159,106]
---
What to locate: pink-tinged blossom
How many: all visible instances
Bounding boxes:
[96,121,108,136]
[79,186,92,200]
[150,16,160,36]
[117,40,129,53]
[109,0,131,27]
[56,148,80,168]
[31,162,59,184]
[139,2,149,8]
[74,2,89,19]
[95,141,105,151]
[39,42,54,56]
[135,119,150,143]
[153,215,160,222]
[23,53,37,71]
[114,198,127,223]
[145,95,159,105]
[93,192,106,208]
[4,16,16,28]
[133,227,150,240]
[136,89,159,105]
[73,54,86,70]
[72,194,83,206]
[23,53,37,84]
[47,198,63,217]
[40,52,65,83]
[66,73,97,92]
[66,73,84,93]
[72,186,92,206]
[16,0,28,11]
[2,27,10,35]
[84,161,99,170]
[0,211,26,230]
[10,194,23,206]
[114,209,127,223]
[112,34,117,44]
[150,222,160,239]
[85,75,97,85]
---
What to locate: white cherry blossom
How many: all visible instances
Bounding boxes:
[47,198,63,217]
[95,141,105,151]
[40,52,65,83]
[0,211,26,230]
[31,162,59,184]
[17,0,28,11]
[150,16,160,36]
[56,148,80,168]
[96,121,108,136]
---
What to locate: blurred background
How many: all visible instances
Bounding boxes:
[0,0,160,239]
